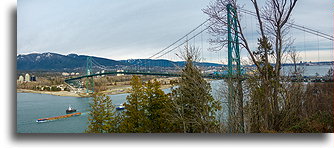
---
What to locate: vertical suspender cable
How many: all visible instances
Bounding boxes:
[193,32,196,48]
[317,32,320,62]
[201,25,204,62]
[303,26,306,62]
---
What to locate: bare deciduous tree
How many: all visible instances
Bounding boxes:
[204,0,298,132]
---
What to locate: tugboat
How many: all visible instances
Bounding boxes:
[66,105,77,114]
[116,104,125,110]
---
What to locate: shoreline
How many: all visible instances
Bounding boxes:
[17,89,83,97]
[17,84,174,97]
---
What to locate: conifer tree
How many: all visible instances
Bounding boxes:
[120,75,147,132]
[121,76,172,133]
[86,93,119,133]
[170,45,221,133]
[143,80,173,132]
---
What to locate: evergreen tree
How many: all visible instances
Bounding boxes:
[142,80,173,132]
[120,75,147,132]
[121,76,173,133]
[86,93,120,133]
[170,45,221,133]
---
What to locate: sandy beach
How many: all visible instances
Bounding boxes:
[17,89,83,97]
[17,84,174,97]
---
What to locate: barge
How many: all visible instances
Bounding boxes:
[36,112,81,123]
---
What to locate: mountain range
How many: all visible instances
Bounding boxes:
[17,52,223,71]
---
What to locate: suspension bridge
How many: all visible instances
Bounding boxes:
[64,4,333,93]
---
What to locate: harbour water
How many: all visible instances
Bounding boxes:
[16,81,222,133]
[17,93,129,133]
[282,65,332,76]
[16,65,332,133]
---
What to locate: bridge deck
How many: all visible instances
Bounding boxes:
[64,71,333,83]
[64,71,232,82]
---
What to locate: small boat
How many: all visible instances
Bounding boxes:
[116,104,125,110]
[66,105,77,114]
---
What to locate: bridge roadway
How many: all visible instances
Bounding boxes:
[64,71,333,83]
[64,71,230,83]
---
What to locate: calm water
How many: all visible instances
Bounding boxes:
[17,65,332,133]
[17,81,222,133]
[17,93,129,133]
[282,65,332,76]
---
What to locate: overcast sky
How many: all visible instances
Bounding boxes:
[17,0,333,63]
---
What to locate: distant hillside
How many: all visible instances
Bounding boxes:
[17,52,126,71]
[17,52,224,71]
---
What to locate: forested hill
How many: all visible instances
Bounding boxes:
[17,52,126,71]
[17,52,224,71]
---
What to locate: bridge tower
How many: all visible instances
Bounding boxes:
[86,56,94,93]
[226,3,244,133]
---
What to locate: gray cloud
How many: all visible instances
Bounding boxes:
[18,0,333,62]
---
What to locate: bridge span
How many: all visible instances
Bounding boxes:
[64,71,230,83]
[64,71,333,84]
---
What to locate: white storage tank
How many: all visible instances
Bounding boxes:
[18,75,24,82]
[117,70,124,76]
[25,73,30,82]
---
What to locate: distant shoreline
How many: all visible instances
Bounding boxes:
[16,89,131,97]
[17,89,83,97]
[17,84,174,98]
